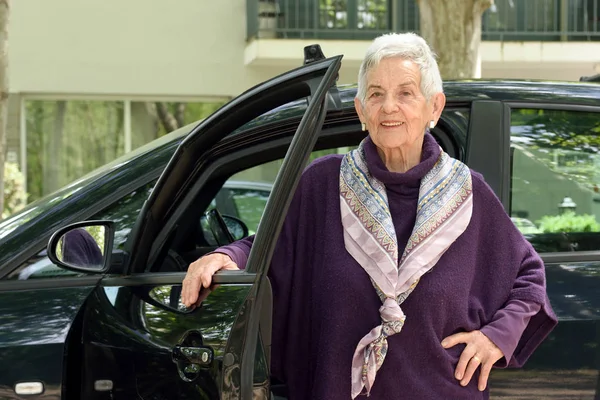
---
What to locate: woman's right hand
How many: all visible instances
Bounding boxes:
[181,253,239,308]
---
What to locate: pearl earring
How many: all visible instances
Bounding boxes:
[361,122,366,131]
[429,120,435,129]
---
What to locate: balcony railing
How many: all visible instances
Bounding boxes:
[247,0,600,42]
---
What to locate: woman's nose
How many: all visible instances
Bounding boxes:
[382,95,399,114]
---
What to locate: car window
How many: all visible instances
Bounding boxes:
[510,108,600,252]
[5,181,156,280]
[206,147,353,238]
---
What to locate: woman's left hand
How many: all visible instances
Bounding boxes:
[441,330,504,391]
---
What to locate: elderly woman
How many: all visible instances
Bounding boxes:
[182,33,557,399]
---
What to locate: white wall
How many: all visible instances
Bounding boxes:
[245,39,600,83]
[480,42,600,81]
[10,0,273,98]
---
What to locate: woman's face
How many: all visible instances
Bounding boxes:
[355,57,445,152]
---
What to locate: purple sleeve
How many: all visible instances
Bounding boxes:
[492,241,557,368]
[480,299,541,368]
[212,235,255,270]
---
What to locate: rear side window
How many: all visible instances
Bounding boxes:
[510,108,600,252]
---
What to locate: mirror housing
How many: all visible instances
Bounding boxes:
[47,220,115,274]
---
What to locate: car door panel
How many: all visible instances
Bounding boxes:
[77,55,343,399]
[79,278,254,399]
[221,59,342,400]
[0,284,98,399]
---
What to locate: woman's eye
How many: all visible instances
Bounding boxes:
[402,92,412,96]
[370,92,382,98]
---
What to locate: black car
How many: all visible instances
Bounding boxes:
[1,54,600,399]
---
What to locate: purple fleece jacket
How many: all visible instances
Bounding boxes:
[217,133,557,399]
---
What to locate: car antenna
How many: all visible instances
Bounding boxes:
[304,44,327,64]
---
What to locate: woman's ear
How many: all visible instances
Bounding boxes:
[354,97,365,126]
[431,92,446,122]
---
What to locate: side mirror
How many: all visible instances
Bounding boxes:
[47,220,115,274]
[202,209,249,246]
[222,215,249,241]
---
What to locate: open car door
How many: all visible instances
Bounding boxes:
[73,54,343,399]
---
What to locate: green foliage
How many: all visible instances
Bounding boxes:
[154,102,224,138]
[2,162,27,219]
[308,146,357,163]
[537,211,600,233]
[511,108,600,201]
[319,0,389,29]
[86,225,106,254]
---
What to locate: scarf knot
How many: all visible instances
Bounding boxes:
[380,298,405,337]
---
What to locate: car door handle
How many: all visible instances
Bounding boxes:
[172,344,213,365]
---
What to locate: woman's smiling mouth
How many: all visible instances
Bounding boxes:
[381,121,405,127]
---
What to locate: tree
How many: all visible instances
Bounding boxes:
[416,0,493,79]
[0,0,8,215]
[152,102,224,138]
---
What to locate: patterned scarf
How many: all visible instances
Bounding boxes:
[339,137,473,398]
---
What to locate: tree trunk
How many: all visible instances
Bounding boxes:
[416,0,492,79]
[155,102,179,133]
[174,102,186,128]
[0,0,9,216]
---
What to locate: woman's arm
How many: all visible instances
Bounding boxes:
[480,299,541,367]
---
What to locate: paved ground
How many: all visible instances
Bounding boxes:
[489,369,598,399]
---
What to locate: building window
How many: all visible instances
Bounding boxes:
[22,99,225,204]
[25,100,125,201]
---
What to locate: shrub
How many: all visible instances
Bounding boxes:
[537,211,600,233]
[2,162,28,219]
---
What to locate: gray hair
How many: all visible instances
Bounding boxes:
[356,32,443,105]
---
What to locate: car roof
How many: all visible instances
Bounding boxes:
[243,80,600,132]
[442,79,600,104]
